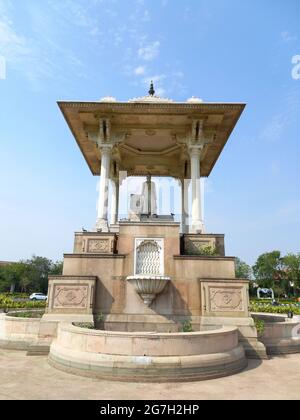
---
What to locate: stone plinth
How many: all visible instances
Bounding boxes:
[198,279,267,359]
[45,222,267,358]
[60,224,239,332]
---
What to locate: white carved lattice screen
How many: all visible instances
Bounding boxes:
[135,239,163,275]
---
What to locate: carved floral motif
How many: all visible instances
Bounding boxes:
[53,285,88,308]
[209,288,243,312]
[87,239,109,253]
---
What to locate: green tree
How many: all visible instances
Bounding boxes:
[50,260,63,276]
[0,256,63,294]
[235,257,256,295]
[282,253,300,295]
[235,257,252,279]
[0,262,29,293]
[253,251,287,297]
[26,256,52,293]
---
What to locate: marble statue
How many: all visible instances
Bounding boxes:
[141,175,157,215]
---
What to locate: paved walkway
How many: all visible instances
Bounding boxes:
[0,349,299,400]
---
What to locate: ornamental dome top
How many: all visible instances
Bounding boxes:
[128,81,174,103]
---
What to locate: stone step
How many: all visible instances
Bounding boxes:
[26,344,50,356]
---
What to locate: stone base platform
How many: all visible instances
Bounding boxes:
[253,313,300,356]
[48,323,247,382]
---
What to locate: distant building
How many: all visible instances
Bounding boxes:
[0,261,15,266]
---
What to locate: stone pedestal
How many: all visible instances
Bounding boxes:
[46,275,96,316]
[199,279,267,359]
[40,221,267,359]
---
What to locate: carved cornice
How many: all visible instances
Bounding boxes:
[58,101,245,112]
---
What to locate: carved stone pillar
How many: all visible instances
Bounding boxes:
[96,146,112,231]
[110,178,119,225]
[189,146,204,233]
[181,178,190,234]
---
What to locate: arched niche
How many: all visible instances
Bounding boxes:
[134,238,164,276]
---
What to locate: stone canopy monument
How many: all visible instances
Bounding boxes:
[38,83,266,365]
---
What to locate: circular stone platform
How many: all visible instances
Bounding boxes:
[48,323,247,382]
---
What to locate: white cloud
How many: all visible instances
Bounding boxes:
[141,10,150,22]
[0,55,6,79]
[134,65,146,75]
[260,113,289,143]
[0,19,31,63]
[260,86,300,142]
[138,41,160,61]
[49,0,98,30]
[0,1,88,87]
[281,31,297,42]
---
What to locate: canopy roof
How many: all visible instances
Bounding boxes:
[58,96,245,178]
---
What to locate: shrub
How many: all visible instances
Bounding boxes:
[8,311,44,318]
[0,294,46,309]
[73,322,94,329]
[198,245,218,256]
[181,320,193,332]
[250,301,300,315]
[254,318,265,337]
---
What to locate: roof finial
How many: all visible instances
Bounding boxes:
[148,80,155,96]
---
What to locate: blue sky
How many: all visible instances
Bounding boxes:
[0,0,299,265]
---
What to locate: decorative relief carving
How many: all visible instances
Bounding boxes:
[87,239,109,253]
[209,287,243,312]
[53,285,88,308]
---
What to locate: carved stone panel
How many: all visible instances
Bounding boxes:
[87,239,109,253]
[53,285,88,309]
[209,287,243,312]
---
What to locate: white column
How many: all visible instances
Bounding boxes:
[181,178,190,233]
[189,147,204,233]
[96,146,111,231]
[110,178,119,225]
